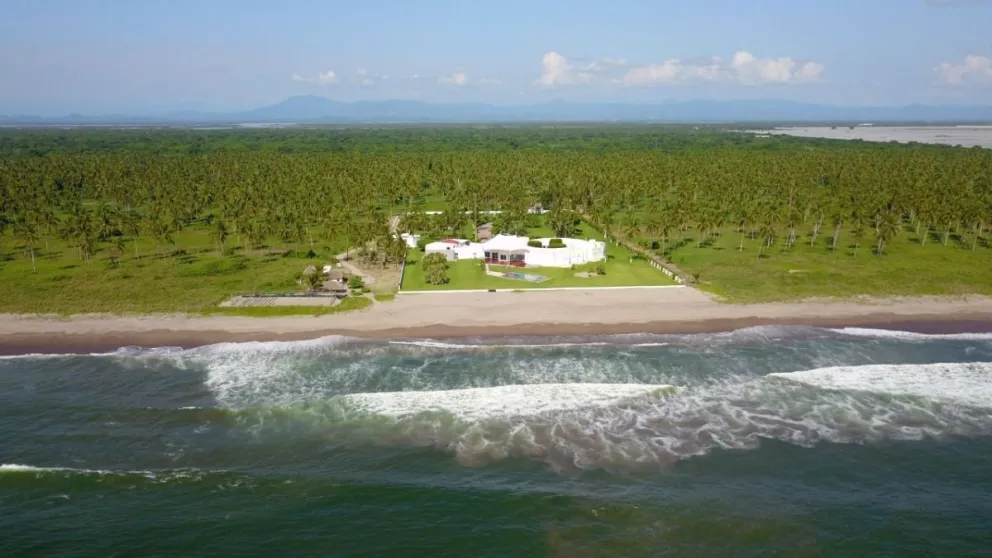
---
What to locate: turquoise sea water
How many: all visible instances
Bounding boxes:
[3,326,992,557]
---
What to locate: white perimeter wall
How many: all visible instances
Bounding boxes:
[426,237,605,267]
[524,239,606,267]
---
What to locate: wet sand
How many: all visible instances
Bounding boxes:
[2,288,992,354]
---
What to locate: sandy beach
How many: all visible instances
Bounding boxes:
[2,287,992,353]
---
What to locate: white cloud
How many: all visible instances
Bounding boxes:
[535,51,593,86]
[616,51,822,86]
[354,68,388,86]
[290,70,338,85]
[409,74,420,80]
[438,71,469,86]
[731,51,822,85]
[619,57,723,85]
[936,55,992,85]
[579,57,628,72]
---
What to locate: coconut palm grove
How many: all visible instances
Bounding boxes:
[0,125,990,312]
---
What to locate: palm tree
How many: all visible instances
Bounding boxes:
[110,235,126,267]
[121,210,143,259]
[14,222,39,272]
[851,224,866,258]
[875,212,900,256]
[757,220,777,259]
[783,207,801,251]
[214,219,230,255]
[302,268,324,293]
[829,209,844,254]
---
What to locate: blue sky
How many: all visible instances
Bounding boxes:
[1,0,991,115]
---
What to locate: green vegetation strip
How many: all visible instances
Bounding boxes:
[0,126,988,312]
[202,297,372,317]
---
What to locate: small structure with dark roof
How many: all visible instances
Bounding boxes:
[476,222,494,241]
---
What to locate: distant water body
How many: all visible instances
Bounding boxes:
[753,126,992,149]
[3,326,992,556]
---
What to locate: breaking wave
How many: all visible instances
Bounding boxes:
[191,331,992,472]
[830,327,992,341]
[6,325,992,474]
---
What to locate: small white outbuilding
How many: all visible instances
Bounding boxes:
[398,233,420,249]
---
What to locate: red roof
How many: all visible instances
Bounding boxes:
[441,239,461,244]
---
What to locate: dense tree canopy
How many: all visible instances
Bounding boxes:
[0,127,990,274]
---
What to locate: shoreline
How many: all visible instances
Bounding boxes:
[3,289,992,355]
[2,314,992,356]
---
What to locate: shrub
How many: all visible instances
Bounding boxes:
[595,262,607,275]
[527,240,542,248]
[422,252,450,285]
[650,240,660,250]
[348,275,364,289]
[548,238,565,248]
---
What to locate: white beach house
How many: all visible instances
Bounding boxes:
[425,234,605,268]
[423,238,485,261]
[483,235,606,267]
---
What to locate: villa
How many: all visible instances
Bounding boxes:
[424,234,605,268]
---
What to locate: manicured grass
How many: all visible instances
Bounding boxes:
[373,293,397,302]
[639,224,992,302]
[0,222,350,314]
[400,221,675,291]
[202,297,373,317]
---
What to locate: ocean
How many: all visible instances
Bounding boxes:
[3,326,992,557]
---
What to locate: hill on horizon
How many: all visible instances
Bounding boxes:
[3,96,992,125]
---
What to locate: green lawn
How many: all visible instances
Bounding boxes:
[637,224,992,302]
[400,221,675,291]
[0,223,352,314]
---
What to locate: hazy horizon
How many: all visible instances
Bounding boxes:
[2,0,992,116]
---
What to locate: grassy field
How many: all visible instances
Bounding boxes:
[401,221,675,291]
[203,297,373,317]
[636,224,992,302]
[0,222,353,314]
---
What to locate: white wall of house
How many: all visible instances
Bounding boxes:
[424,240,485,261]
[478,235,606,268]
[524,238,606,267]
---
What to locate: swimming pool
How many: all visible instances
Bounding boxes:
[502,271,548,283]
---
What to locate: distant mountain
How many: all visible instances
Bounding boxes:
[3,97,992,125]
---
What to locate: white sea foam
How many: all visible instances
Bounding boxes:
[1,463,91,472]
[768,362,992,408]
[210,357,992,473]
[389,340,614,350]
[191,335,359,355]
[0,464,231,483]
[345,383,675,421]
[830,327,992,341]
